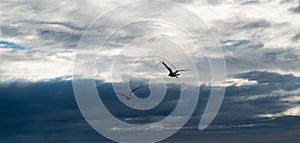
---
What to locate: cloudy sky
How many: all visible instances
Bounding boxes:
[0,0,300,143]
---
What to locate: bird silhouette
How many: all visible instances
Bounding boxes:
[162,62,188,78]
[115,87,140,101]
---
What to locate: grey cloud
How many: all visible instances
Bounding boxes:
[210,71,300,129]
[21,20,86,31]
[37,29,81,48]
[289,2,300,13]
[220,37,300,75]
[2,0,299,83]
[207,0,220,5]
[171,0,194,4]
[0,0,97,52]
[211,18,272,48]
[241,19,271,29]
[280,0,295,4]
[216,18,272,31]
[232,71,299,90]
[221,39,264,51]
[212,0,272,5]
[241,0,260,5]
[291,32,300,41]
[0,26,24,37]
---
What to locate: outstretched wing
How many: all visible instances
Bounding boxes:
[129,87,140,96]
[162,62,173,74]
[115,92,129,97]
[115,92,132,101]
[131,87,140,92]
[174,69,189,74]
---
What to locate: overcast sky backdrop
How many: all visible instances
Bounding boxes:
[0,0,300,143]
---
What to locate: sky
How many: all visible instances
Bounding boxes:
[0,0,300,143]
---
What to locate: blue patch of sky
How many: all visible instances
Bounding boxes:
[0,41,28,50]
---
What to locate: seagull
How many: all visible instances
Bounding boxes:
[115,87,140,101]
[162,61,189,78]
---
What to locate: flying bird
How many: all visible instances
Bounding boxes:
[161,61,188,78]
[115,87,140,101]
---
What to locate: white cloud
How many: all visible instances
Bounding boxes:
[0,0,300,82]
[225,78,258,86]
[0,48,74,82]
[257,106,300,118]
[236,88,300,101]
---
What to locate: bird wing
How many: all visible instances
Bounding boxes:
[162,62,173,74]
[131,87,140,92]
[174,69,189,74]
[129,87,140,96]
[115,92,130,98]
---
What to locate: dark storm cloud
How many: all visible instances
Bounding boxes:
[178,71,300,143]
[0,71,300,142]
[199,71,300,126]
[168,124,300,143]
[0,79,109,143]
[232,71,299,90]
[191,71,300,130]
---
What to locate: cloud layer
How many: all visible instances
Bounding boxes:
[0,0,300,82]
[0,71,299,142]
[1,0,300,142]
